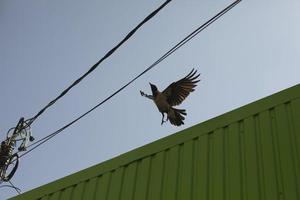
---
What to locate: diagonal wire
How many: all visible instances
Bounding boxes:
[0,181,21,195]
[8,181,21,195]
[26,0,172,126]
[19,0,242,159]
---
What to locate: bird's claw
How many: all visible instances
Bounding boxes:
[161,119,167,125]
[140,90,145,96]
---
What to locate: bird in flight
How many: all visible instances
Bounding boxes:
[140,69,200,126]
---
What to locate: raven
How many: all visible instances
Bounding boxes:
[140,69,200,126]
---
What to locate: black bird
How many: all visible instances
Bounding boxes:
[140,69,200,126]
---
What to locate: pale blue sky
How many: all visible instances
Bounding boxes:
[1,0,300,198]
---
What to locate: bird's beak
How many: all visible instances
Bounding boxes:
[149,82,153,87]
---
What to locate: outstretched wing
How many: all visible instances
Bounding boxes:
[163,69,200,106]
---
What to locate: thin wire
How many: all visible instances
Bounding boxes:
[19,0,242,159]
[9,180,21,195]
[0,181,22,195]
[26,0,172,126]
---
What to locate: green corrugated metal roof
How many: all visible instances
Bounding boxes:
[10,84,300,200]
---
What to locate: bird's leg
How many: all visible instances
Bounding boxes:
[161,113,165,125]
[161,113,168,125]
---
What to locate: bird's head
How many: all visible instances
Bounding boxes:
[149,82,158,95]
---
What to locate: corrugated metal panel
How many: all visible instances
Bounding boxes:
[10,84,300,200]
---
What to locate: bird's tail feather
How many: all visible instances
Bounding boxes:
[168,108,186,126]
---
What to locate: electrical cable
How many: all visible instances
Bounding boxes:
[9,180,21,195]
[0,181,21,195]
[19,0,242,159]
[26,0,172,127]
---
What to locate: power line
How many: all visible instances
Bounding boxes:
[0,181,21,195]
[8,181,21,195]
[19,0,242,159]
[26,0,172,126]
